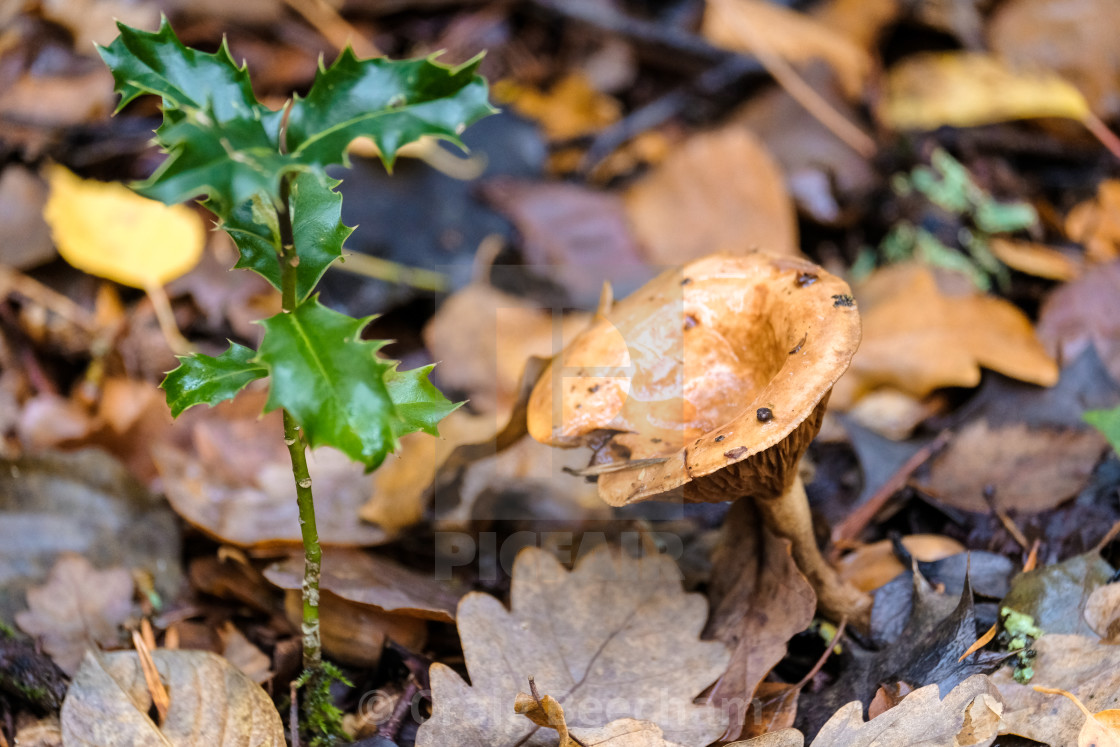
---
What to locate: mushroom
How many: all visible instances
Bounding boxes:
[527,252,871,628]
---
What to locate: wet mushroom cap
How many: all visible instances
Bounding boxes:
[527,252,861,506]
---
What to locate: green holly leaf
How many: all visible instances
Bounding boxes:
[1085,406,1120,455]
[256,298,397,469]
[161,342,267,417]
[286,50,496,170]
[385,363,461,439]
[225,171,352,301]
[97,17,298,217]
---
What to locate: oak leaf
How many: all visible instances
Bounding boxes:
[416,544,730,746]
[15,554,134,675]
[61,649,283,746]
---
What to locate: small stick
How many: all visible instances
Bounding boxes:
[290,680,301,747]
[284,0,381,58]
[382,679,419,741]
[831,430,951,549]
[131,630,169,725]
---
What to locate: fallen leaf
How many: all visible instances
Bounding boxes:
[416,544,731,745]
[1000,549,1114,637]
[481,178,649,303]
[1084,583,1120,643]
[1033,685,1120,747]
[0,165,55,270]
[1066,180,1120,262]
[624,127,799,263]
[810,675,1002,747]
[0,450,182,624]
[702,0,872,97]
[15,554,134,676]
[704,500,816,741]
[494,73,621,141]
[217,622,271,684]
[727,729,805,747]
[0,70,115,132]
[61,649,284,746]
[40,0,159,48]
[917,419,1105,513]
[423,282,591,416]
[43,166,205,289]
[988,237,1083,281]
[153,392,386,550]
[838,535,966,593]
[263,548,460,623]
[832,263,1059,407]
[879,51,1091,130]
[989,0,1120,119]
[1038,259,1120,382]
[994,634,1120,745]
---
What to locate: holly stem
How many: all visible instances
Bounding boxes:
[276,173,322,673]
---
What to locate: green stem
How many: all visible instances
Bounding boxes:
[277,172,322,673]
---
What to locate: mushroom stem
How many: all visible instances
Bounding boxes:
[754,471,872,631]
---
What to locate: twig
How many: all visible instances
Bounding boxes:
[290,679,301,747]
[831,430,951,551]
[719,11,876,158]
[131,630,169,725]
[796,616,847,689]
[333,252,450,292]
[382,679,419,741]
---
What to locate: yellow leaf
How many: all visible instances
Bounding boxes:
[43,165,205,288]
[880,51,1091,131]
[492,74,620,141]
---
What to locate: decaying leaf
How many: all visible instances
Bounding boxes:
[1066,180,1120,262]
[494,73,621,141]
[1000,549,1114,637]
[416,545,730,746]
[704,500,816,741]
[988,237,1083,281]
[1085,583,1120,643]
[879,51,1091,131]
[1037,259,1120,382]
[15,554,134,675]
[61,649,284,745]
[702,0,872,97]
[1034,685,1120,747]
[994,634,1120,745]
[810,675,1002,747]
[153,392,386,549]
[624,127,798,264]
[43,165,205,289]
[917,419,1106,514]
[838,535,966,593]
[423,282,591,416]
[832,263,1059,407]
[989,0,1120,119]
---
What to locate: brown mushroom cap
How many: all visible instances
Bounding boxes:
[527,252,860,506]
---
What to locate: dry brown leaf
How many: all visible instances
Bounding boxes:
[810,675,1002,747]
[40,0,159,48]
[0,71,115,130]
[832,263,1059,407]
[1067,180,1120,262]
[702,0,871,97]
[989,237,1083,281]
[61,649,284,746]
[704,500,816,741]
[917,420,1105,513]
[989,0,1120,119]
[423,282,591,416]
[1085,583,1120,644]
[1033,686,1120,747]
[994,634,1120,745]
[416,545,730,746]
[879,51,1091,130]
[0,165,55,270]
[624,127,798,264]
[217,623,271,685]
[15,554,133,676]
[838,535,966,593]
[263,548,459,623]
[494,73,621,141]
[727,729,805,747]
[153,392,386,550]
[1037,259,1120,382]
[573,718,689,746]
